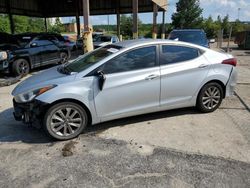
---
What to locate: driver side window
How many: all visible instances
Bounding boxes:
[102,46,157,74]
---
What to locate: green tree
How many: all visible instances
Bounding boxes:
[27,17,45,32]
[202,16,220,38]
[120,15,142,39]
[13,15,29,33]
[0,15,10,33]
[48,18,65,34]
[221,15,231,35]
[172,0,203,29]
[232,19,245,36]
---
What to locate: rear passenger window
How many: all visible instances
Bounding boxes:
[102,46,156,74]
[161,45,199,65]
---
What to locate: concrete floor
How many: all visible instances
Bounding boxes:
[0,45,249,187]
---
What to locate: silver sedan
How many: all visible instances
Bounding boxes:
[12,39,237,140]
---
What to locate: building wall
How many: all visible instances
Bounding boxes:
[63,23,84,33]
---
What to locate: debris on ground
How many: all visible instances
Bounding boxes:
[62,141,78,157]
[0,76,21,87]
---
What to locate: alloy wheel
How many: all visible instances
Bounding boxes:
[202,86,221,110]
[50,107,84,137]
[18,60,29,75]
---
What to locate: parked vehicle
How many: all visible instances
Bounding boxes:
[76,32,104,50]
[12,39,237,140]
[234,31,250,50]
[168,29,214,48]
[63,35,77,51]
[93,35,119,49]
[0,32,70,76]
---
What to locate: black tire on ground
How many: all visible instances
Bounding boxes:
[196,82,223,113]
[43,102,88,140]
[60,52,68,64]
[12,59,30,77]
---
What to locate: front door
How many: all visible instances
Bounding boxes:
[94,45,160,121]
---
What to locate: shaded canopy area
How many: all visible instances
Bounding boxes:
[0,0,166,17]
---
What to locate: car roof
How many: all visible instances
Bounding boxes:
[113,39,208,50]
[171,29,205,32]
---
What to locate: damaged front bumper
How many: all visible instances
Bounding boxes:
[13,99,48,125]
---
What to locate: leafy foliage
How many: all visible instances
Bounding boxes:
[48,18,65,34]
[172,0,203,29]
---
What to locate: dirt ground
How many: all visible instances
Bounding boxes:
[0,43,249,188]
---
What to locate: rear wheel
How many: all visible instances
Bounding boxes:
[196,82,223,113]
[12,59,30,77]
[43,102,88,140]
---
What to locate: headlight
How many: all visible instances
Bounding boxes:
[15,85,57,103]
[0,51,8,61]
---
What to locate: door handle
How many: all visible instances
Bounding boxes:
[145,74,159,80]
[198,64,209,68]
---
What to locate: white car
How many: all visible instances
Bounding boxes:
[93,35,119,49]
[12,39,237,140]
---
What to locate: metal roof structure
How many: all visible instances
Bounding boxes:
[0,0,167,18]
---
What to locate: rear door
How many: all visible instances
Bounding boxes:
[94,45,160,121]
[160,45,210,107]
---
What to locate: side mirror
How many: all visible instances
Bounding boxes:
[209,39,215,43]
[96,70,106,91]
[30,42,37,47]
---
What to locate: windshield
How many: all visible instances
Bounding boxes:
[94,36,112,42]
[169,31,207,46]
[64,45,122,73]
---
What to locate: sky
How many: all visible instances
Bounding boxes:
[62,0,250,25]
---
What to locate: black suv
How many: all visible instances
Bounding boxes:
[0,32,70,76]
[168,29,210,48]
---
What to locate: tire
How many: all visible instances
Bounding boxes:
[43,102,88,140]
[196,82,223,113]
[12,59,30,77]
[60,52,68,64]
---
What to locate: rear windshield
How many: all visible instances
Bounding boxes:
[169,31,207,46]
[94,36,112,42]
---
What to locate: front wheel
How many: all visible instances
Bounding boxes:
[196,82,223,113]
[12,59,30,77]
[43,102,88,140]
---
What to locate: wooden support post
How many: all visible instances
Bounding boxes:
[9,13,14,34]
[132,0,138,39]
[6,0,14,34]
[76,0,81,38]
[76,14,80,38]
[161,10,166,39]
[83,0,93,53]
[116,12,121,40]
[152,3,158,39]
[44,18,48,32]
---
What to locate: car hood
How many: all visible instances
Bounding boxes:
[0,44,20,51]
[12,66,76,96]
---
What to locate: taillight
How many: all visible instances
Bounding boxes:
[222,58,237,67]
